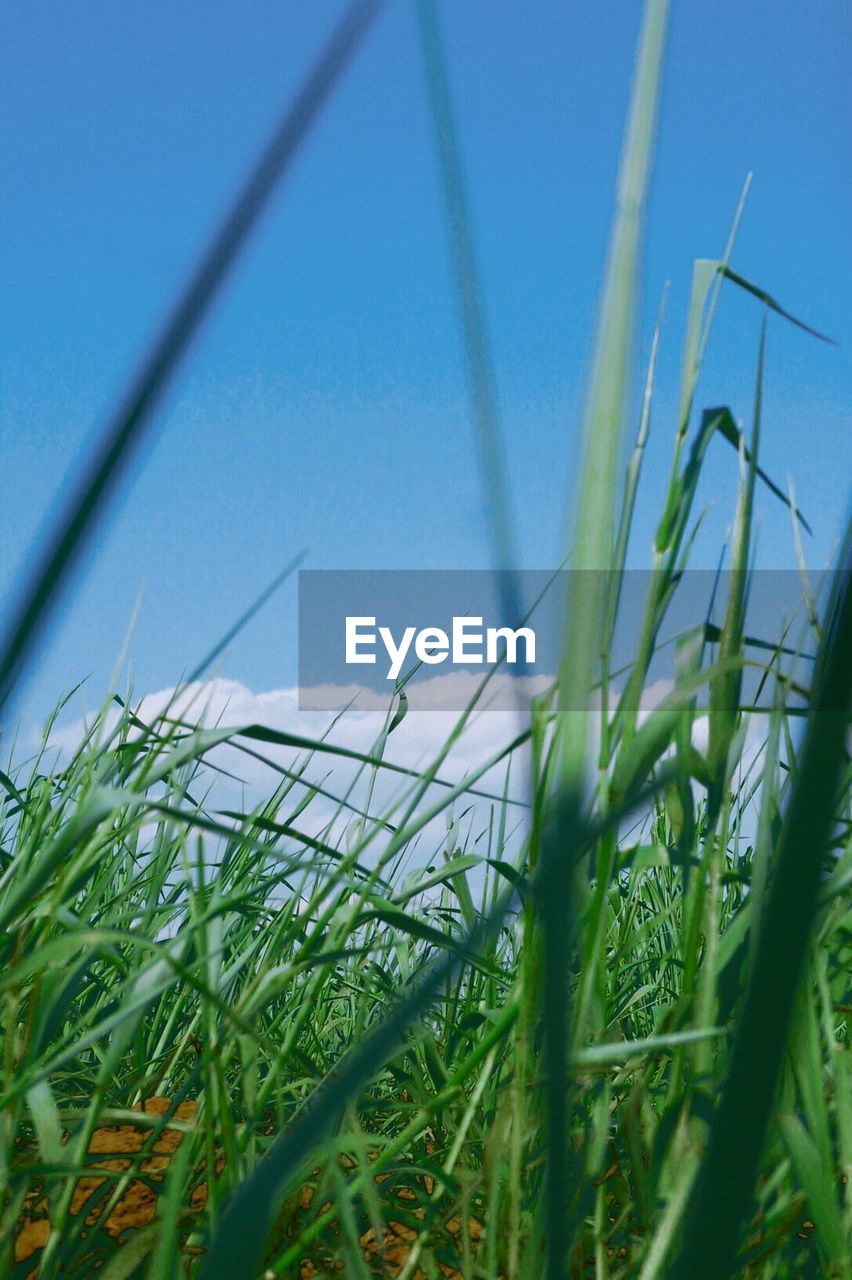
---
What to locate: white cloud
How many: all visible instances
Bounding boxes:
[50,672,770,878]
[48,678,535,879]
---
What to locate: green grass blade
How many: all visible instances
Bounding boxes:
[185,552,305,684]
[668,524,852,1280]
[0,0,386,716]
[416,0,519,592]
[544,5,671,1273]
[707,315,765,799]
[709,405,813,534]
[779,1113,850,1270]
[721,265,836,344]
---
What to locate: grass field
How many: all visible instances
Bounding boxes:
[1,1,850,1277]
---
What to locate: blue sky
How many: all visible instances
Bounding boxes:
[1,0,849,725]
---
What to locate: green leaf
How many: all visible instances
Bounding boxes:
[705,404,812,534]
[779,1114,850,1268]
[720,265,836,344]
[392,855,481,905]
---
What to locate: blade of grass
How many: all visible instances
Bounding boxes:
[559,0,671,742]
[416,0,519,608]
[185,551,305,685]
[721,266,836,345]
[709,406,812,535]
[547,2,671,1269]
[668,522,852,1280]
[707,315,765,802]
[0,0,386,717]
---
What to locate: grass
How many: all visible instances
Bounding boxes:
[1,1,850,1277]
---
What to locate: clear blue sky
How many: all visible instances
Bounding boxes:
[1,0,849,724]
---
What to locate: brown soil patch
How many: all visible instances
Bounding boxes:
[12,1098,494,1279]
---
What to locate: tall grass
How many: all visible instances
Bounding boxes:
[1,1,850,1278]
